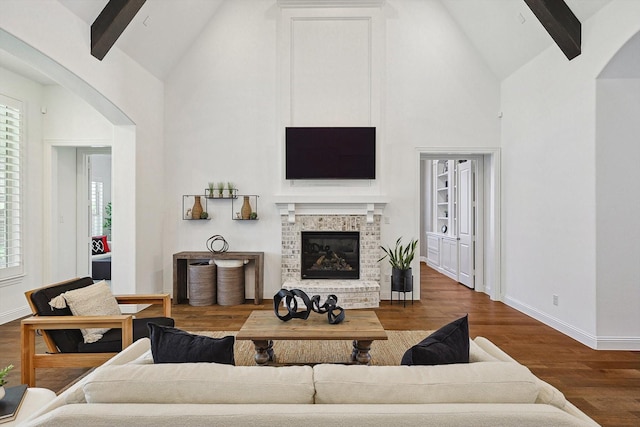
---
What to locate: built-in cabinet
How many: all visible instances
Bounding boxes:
[440,236,458,277]
[427,160,474,287]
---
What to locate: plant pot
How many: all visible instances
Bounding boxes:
[391,267,413,292]
[0,385,5,400]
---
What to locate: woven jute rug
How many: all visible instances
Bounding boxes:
[192,330,431,366]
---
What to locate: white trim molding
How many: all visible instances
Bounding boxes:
[503,296,640,351]
[0,306,32,325]
[275,196,387,223]
[504,295,599,349]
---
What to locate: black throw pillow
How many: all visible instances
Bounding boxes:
[401,314,469,365]
[148,323,235,365]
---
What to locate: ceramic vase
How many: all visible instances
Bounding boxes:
[192,196,203,219]
[241,196,252,220]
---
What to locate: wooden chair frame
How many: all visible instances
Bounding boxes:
[21,279,172,387]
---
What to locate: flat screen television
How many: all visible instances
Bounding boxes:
[285,127,376,179]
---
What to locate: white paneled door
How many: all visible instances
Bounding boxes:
[457,160,474,288]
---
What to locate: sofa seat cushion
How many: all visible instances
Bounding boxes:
[313,362,539,405]
[24,403,595,427]
[83,363,315,404]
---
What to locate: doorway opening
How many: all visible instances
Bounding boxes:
[50,147,112,282]
[418,150,501,301]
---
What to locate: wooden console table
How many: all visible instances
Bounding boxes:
[173,251,264,305]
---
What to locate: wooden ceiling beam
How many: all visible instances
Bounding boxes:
[91,0,146,60]
[524,0,581,60]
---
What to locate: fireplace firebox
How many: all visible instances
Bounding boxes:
[301,231,360,280]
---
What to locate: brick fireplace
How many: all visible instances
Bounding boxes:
[278,199,386,308]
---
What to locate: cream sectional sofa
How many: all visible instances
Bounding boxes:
[22,337,599,426]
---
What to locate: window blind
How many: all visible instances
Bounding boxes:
[91,181,104,236]
[0,95,23,279]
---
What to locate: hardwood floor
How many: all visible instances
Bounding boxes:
[1,263,638,426]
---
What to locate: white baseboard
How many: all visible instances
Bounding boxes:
[593,336,640,350]
[504,296,640,351]
[0,305,32,325]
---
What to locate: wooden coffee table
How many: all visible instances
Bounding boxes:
[236,310,387,365]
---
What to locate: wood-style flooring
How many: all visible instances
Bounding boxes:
[1,263,638,426]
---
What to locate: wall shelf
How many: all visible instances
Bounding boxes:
[182,195,210,220]
[232,195,259,220]
[204,188,238,199]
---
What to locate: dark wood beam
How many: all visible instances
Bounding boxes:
[524,0,581,60]
[91,0,146,60]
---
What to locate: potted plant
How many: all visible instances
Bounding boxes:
[0,364,14,399]
[226,182,235,198]
[103,202,112,239]
[217,182,225,198]
[207,182,215,198]
[378,237,418,292]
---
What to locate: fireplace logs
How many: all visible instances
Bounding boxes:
[301,231,359,280]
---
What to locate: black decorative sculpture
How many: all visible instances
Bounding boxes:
[273,289,345,324]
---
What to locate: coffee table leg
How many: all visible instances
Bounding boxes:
[252,339,275,365]
[351,340,373,365]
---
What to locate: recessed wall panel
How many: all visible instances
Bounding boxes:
[291,18,371,125]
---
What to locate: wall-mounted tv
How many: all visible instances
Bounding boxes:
[285,127,376,180]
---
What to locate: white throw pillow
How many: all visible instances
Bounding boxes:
[48,280,122,343]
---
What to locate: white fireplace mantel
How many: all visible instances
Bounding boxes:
[274,195,388,223]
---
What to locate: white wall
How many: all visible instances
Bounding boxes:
[0,66,44,323]
[501,0,640,349]
[52,146,76,281]
[163,0,500,299]
[595,78,640,348]
[43,85,114,282]
[164,1,280,299]
[0,0,164,322]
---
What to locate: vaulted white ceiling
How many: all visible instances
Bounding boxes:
[440,0,612,79]
[1,0,614,84]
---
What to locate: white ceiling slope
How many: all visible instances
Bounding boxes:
[57,0,224,80]
[2,0,613,83]
[440,0,613,79]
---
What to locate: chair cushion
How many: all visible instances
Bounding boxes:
[77,317,175,353]
[91,257,111,280]
[401,315,470,365]
[148,323,235,365]
[29,277,95,353]
[48,281,122,344]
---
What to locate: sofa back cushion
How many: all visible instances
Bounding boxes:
[313,362,539,404]
[83,363,315,404]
